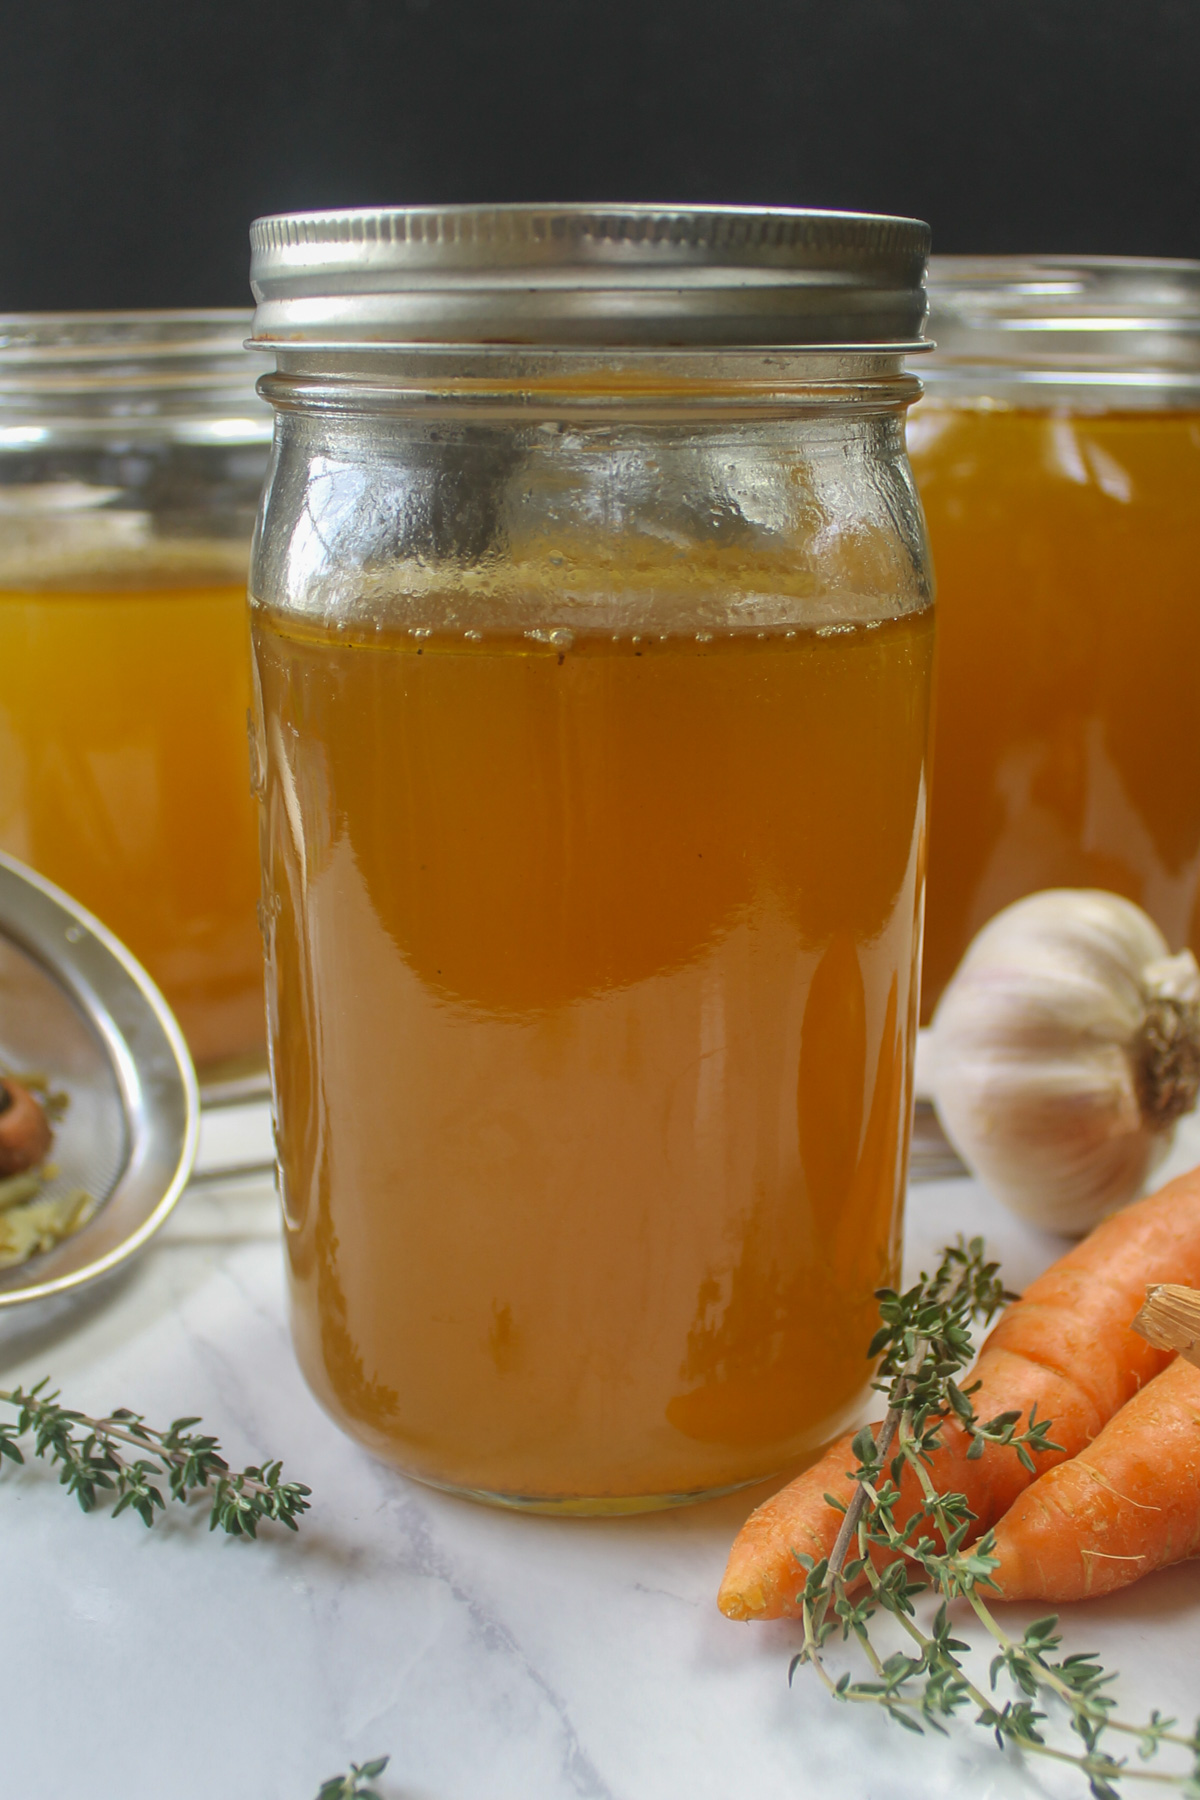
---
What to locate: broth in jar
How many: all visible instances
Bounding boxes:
[255,595,933,1504]
[0,561,262,1067]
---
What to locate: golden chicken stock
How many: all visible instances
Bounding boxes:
[254,603,933,1507]
[912,405,1200,1018]
[0,578,263,1067]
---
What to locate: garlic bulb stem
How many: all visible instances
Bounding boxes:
[1135,953,1200,1129]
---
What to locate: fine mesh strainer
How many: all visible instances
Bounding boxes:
[0,850,198,1305]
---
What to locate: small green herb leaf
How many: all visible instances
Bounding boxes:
[315,1755,391,1799]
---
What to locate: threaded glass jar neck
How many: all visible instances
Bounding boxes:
[0,313,271,442]
[257,345,925,426]
[920,257,1200,407]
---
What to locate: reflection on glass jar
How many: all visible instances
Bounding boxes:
[0,315,272,1074]
[249,205,934,1510]
[910,259,1200,1019]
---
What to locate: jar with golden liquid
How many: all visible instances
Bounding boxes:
[248,206,934,1509]
[910,259,1200,1018]
[0,315,271,1077]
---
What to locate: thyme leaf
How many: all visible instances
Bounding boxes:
[315,1756,391,1799]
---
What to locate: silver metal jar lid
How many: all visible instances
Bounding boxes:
[922,256,1200,402]
[248,205,930,350]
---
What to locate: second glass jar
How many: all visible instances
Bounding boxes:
[911,258,1200,1017]
[0,313,272,1074]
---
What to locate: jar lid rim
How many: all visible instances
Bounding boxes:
[248,204,931,350]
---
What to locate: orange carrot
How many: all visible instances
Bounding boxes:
[990,1353,1200,1601]
[719,1166,1200,1621]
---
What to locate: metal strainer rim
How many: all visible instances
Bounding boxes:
[0,851,199,1307]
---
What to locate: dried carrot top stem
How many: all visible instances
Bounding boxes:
[1133,1282,1200,1366]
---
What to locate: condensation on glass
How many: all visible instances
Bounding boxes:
[909,259,1200,1019]
[247,205,935,1511]
[0,315,272,1074]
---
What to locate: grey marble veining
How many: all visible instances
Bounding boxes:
[2,1114,1200,1800]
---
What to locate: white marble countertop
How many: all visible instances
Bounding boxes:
[3,1106,1200,1800]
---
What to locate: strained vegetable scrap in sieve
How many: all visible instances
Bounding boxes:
[0,1070,95,1268]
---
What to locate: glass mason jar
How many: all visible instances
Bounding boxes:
[248,205,934,1510]
[909,259,1200,1019]
[0,314,272,1075]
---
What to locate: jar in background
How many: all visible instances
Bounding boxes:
[909,259,1200,1018]
[0,315,272,1075]
[248,205,934,1510]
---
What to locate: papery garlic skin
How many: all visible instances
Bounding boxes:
[927,890,1200,1235]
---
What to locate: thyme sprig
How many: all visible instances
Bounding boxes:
[0,1379,311,1537]
[791,1238,1200,1796]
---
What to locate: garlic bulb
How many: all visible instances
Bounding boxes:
[924,889,1200,1234]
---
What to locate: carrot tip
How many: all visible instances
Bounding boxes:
[717,1577,763,1620]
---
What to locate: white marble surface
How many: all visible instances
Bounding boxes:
[3,1110,1200,1800]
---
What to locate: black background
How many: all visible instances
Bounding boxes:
[2,0,1198,310]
